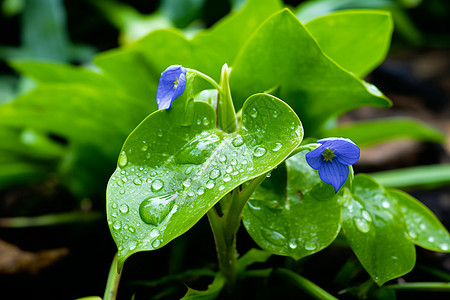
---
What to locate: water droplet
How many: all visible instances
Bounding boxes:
[440,243,449,251]
[183,178,192,188]
[428,236,435,243]
[209,169,221,180]
[185,166,193,175]
[152,239,161,248]
[112,203,118,209]
[226,166,233,173]
[157,130,163,137]
[133,178,142,185]
[261,228,286,246]
[289,239,298,249]
[272,142,282,152]
[305,241,318,251]
[118,151,128,168]
[219,154,227,162]
[188,190,195,197]
[382,201,390,208]
[139,193,176,226]
[128,226,135,233]
[122,177,128,183]
[250,107,258,118]
[119,204,129,214]
[230,159,237,166]
[196,119,201,125]
[129,241,137,250]
[409,231,417,239]
[197,187,205,195]
[150,228,159,238]
[401,206,408,214]
[242,160,248,165]
[232,136,244,147]
[152,179,164,192]
[354,217,370,233]
[206,180,215,189]
[146,178,152,184]
[420,223,426,230]
[362,210,372,222]
[266,172,271,178]
[219,185,225,191]
[141,145,148,152]
[253,146,267,157]
[223,174,231,182]
[112,220,121,231]
[202,117,210,126]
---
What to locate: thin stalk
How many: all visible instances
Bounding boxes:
[186,68,222,93]
[275,268,339,300]
[0,211,103,227]
[387,282,450,292]
[103,253,122,300]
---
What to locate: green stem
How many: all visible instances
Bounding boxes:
[0,211,103,227]
[186,68,222,93]
[387,282,450,292]
[103,253,122,300]
[275,268,339,300]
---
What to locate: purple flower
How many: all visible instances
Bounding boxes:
[156,65,187,110]
[305,138,360,193]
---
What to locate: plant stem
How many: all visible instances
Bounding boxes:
[103,253,122,300]
[275,268,339,300]
[387,282,450,292]
[185,68,222,92]
[0,211,103,227]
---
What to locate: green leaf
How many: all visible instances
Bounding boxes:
[182,272,226,300]
[230,9,391,136]
[370,165,450,189]
[243,150,341,260]
[342,175,415,285]
[236,248,272,274]
[305,10,393,77]
[107,94,303,267]
[320,117,445,148]
[389,189,450,253]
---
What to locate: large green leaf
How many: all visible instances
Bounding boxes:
[342,175,415,285]
[305,10,393,77]
[230,9,391,136]
[107,94,303,267]
[389,189,450,253]
[243,150,341,260]
[320,117,445,147]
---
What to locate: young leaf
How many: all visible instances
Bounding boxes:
[305,10,393,78]
[389,189,450,253]
[342,175,415,285]
[107,94,303,267]
[243,150,341,260]
[230,9,391,136]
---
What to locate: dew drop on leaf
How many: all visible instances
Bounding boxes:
[151,179,164,192]
[305,241,318,251]
[129,241,137,250]
[197,187,205,195]
[289,239,298,249]
[112,220,122,231]
[261,228,286,246]
[150,228,159,238]
[112,203,118,209]
[354,217,370,233]
[141,145,148,152]
[232,136,244,147]
[133,178,142,185]
[272,142,282,152]
[362,210,372,222]
[250,107,258,118]
[183,178,192,188]
[209,169,221,180]
[119,204,129,214]
[253,146,267,157]
[206,180,215,189]
[219,154,227,162]
[152,239,161,248]
[139,194,176,226]
[118,151,128,168]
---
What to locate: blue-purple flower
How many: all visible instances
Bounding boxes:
[305,138,360,193]
[156,65,187,110]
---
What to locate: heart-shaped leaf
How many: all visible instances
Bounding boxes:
[342,175,415,285]
[243,150,341,260]
[389,189,450,253]
[107,93,303,267]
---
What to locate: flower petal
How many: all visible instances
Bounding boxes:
[318,138,360,165]
[318,161,349,193]
[156,65,187,110]
[305,144,328,169]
